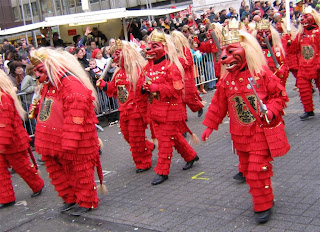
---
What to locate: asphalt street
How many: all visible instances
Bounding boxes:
[1,74,320,232]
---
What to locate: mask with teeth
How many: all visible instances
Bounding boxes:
[144,41,166,61]
[220,42,247,73]
[301,13,316,30]
[34,63,48,83]
[112,49,124,67]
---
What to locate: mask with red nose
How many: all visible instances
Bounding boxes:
[144,41,166,61]
[256,29,272,48]
[220,42,247,73]
[112,49,124,67]
[34,63,48,83]
[301,13,317,30]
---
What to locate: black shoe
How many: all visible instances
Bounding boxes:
[183,132,187,138]
[183,155,199,170]
[60,202,76,213]
[136,168,150,173]
[255,208,272,224]
[233,172,246,183]
[198,108,203,117]
[37,158,45,165]
[70,207,91,216]
[10,169,15,174]
[300,111,315,121]
[99,150,102,156]
[151,174,168,185]
[31,188,43,198]
[0,201,15,209]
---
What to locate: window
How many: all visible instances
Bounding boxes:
[13,7,20,21]
[24,4,31,17]
[31,2,38,15]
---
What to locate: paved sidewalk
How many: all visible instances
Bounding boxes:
[1,74,320,232]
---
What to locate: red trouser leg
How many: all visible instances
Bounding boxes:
[153,122,175,176]
[297,77,314,112]
[0,155,15,204]
[237,150,274,212]
[42,155,76,204]
[173,132,197,162]
[71,159,98,209]
[127,117,152,170]
[7,152,44,194]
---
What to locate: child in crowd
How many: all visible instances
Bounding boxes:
[92,48,107,70]
[85,58,103,86]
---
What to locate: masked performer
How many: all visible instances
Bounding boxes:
[171,31,205,117]
[0,69,44,208]
[30,47,104,216]
[98,40,154,173]
[253,19,289,87]
[201,20,290,223]
[143,30,199,185]
[287,6,320,120]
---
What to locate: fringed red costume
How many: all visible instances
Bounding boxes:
[34,70,100,209]
[202,24,290,222]
[0,92,44,205]
[143,31,199,184]
[255,21,289,87]
[198,38,222,81]
[287,8,320,117]
[180,47,204,113]
[100,42,153,171]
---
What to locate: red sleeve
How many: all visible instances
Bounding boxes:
[135,73,149,123]
[286,33,300,55]
[198,39,218,54]
[106,73,117,98]
[203,81,228,130]
[184,47,194,67]
[263,68,289,120]
[0,94,15,153]
[158,64,182,101]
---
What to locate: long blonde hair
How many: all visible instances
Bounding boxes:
[221,30,267,78]
[171,30,190,65]
[297,8,320,36]
[252,25,285,57]
[164,33,185,78]
[117,41,147,91]
[0,69,25,119]
[30,47,99,110]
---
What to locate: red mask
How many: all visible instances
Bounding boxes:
[256,29,272,48]
[206,29,213,39]
[145,41,166,61]
[220,43,247,73]
[112,49,123,67]
[275,22,283,33]
[301,13,316,30]
[34,63,48,83]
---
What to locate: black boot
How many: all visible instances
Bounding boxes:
[300,111,315,121]
[31,187,43,198]
[233,172,246,183]
[60,202,76,213]
[183,155,199,170]
[0,201,15,209]
[70,207,91,216]
[198,108,203,117]
[151,174,168,185]
[136,167,150,173]
[255,208,272,224]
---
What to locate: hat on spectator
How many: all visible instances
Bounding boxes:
[3,38,8,42]
[91,48,101,59]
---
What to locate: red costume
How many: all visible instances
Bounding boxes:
[31,48,101,215]
[99,40,153,172]
[202,24,290,223]
[0,91,44,207]
[143,30,199,185]
[255,21,289,86]
[288,7,320,119]
[180,47,204,113]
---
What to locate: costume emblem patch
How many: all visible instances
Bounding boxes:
[302,45,314,60]
[39,98,53,121]
[231,94,257,124]
[117,85,129,103]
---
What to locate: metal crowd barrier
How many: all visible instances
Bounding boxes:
[18,89,119,138]
[193,52,218,86]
